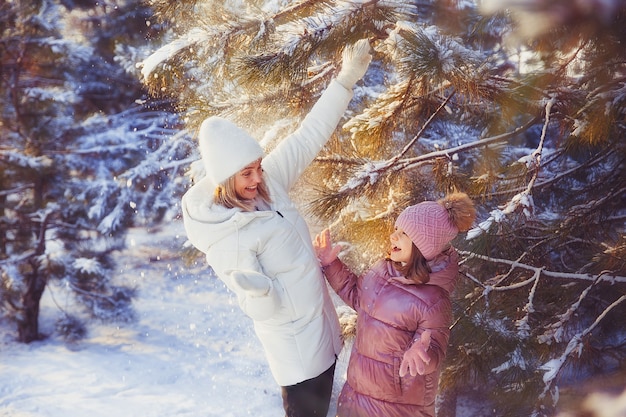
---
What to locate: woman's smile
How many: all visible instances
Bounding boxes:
[235,159,263,200]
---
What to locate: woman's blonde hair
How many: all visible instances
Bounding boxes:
[213,174,272,211]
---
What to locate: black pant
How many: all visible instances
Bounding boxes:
[281,362,336,417]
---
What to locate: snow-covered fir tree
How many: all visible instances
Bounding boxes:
[0,0,193,343]
[141,0,625,415]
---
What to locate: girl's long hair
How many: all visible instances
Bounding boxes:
[390,244,431,284]
[213,174,272,211]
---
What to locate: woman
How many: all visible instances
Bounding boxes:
[181,39,372,417]
[314,193,476,417]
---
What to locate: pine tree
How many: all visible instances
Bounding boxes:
[0,0,192,343]
[141,1,626,415]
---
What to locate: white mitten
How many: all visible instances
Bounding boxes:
[336,39,372,89]
[228,270,272,297]
[226,270,280,321]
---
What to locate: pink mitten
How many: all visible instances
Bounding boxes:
[399,330,432,377]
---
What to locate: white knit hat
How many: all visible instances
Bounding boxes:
[198,116,264,186]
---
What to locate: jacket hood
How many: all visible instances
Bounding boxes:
[427,247,459,293]
[181,176,271,253]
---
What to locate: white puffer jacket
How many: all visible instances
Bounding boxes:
[182,80,352,386]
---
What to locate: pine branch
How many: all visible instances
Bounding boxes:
[397,114,541,170]
[314,154,368,166]
[538,274,607,345]
[236,0,414,88]
[467,97,556,240]
[336,107,541,195]
[486,146,614,198]
[342,78,417,156]
[514,266,542,337]
[458,251,626,284]
[536,294,626,411]
[394,89,456,161]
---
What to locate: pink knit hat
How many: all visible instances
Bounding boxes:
[395,201,458,260]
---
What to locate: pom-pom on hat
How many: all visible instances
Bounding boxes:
[198,116,264,186]
[395,193,476,261]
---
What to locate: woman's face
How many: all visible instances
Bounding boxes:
[234,159,263,200]
[389,226,413,263]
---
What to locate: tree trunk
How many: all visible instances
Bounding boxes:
[17,267,47,343]
[17,191,50,343]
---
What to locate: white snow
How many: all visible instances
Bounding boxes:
[74,258,105,275]
[140,28,209,80]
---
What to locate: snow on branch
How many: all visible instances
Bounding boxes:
[514,266,542,337]
[342,79,412,138]
[492,346,528,375]
[339,88,528,193]
[537,274,607,345]
[537,294,626,408]
[74,258,105,276]
[397,113,541,174]
[329,187,401,230]
[459,251,625,343]
[467,97,555,240]
[460,249,626,413]
[458,251,626,285]
[337,160,392,192]
[0,150,54,170]
[139,28,210,80]
[339,112,540,194]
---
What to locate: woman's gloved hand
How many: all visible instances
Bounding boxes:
[225,270,280,321]
[336,39,372,89]
[228,270,272,297]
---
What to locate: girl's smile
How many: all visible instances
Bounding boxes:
[389,226,413,263]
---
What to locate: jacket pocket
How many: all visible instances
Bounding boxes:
[392,355,403,396]
[397,357,428,405]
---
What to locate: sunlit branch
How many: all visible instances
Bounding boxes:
[393,89,456,162]
[314,154,368,165]
[337,112,541,193]
[396,114,541,172]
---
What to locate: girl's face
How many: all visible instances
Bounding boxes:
[234,159,263,200]
[389,226,413,264]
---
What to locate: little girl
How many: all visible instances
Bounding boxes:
[314,192,476,417]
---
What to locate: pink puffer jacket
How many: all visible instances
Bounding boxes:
[323,250,457,417]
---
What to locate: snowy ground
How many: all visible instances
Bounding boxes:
[0,221,491,417]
